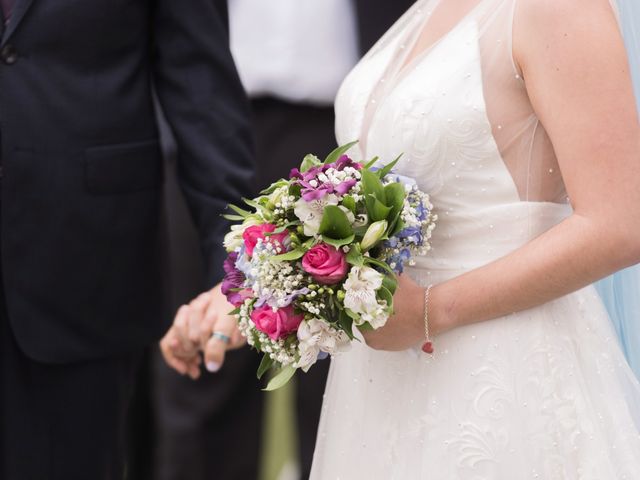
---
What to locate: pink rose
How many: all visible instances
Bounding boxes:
[302,243,348,285]
[242,224,288,257]
[250,305,304,340]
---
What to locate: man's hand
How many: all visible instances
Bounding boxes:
[160,283,246,379]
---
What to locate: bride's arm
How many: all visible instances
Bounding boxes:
[365,0,640,349]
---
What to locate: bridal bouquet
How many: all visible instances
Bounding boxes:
[221,142,436,390]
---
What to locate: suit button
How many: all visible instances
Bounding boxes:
[1,45,18,65]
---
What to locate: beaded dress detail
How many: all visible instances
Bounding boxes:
[310,0,640,478]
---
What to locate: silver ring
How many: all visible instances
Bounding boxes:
[211,331,231,344]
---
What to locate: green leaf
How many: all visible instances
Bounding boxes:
[384,182,405,214]
[364,256,395,275]
[337,310,356,340]
[376,153,403,179]
[345,308,360,322]
[365,195,392,222]
[242,197,261,209]
[318,205,354,240]
[273,221,299,234]
[361,168,386,203]
[382,274,398,295]
[264,364,297,391]
[323,140,359,165]
[342,195,357,214]
[377,286,395,314]
[363,156,380,169]
[227,204,252,218]
[260,179,289,195]
[300,154,322,173]
[222,214,246,221]
[257,355,274,380]
[289,183,302,198]
[302,237,317,249]
[271,249,306,262]
[322,234,355,249]
[346,244,364,266]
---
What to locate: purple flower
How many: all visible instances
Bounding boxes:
[292,156,360,201]
[301,184,334,201]
[333,155,361,171]
[334,178,358,195]
[221,252,252,306]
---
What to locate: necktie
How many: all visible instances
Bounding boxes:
[1,0,14,21]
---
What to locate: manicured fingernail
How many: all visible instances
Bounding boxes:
[206,361,221,373]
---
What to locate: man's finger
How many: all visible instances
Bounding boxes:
[188,298,208,344]
[198,301,219,347]
[173,305,196,353]
[203,311,237,372]
[160,331,189,375]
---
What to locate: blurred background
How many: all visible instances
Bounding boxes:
[126,1,413,479]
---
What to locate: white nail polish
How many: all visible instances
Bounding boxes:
[206,361,221,373]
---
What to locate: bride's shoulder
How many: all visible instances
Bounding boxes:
[513,0,622,69]
[515,0,617,26]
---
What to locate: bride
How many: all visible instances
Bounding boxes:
[161,0,640,477]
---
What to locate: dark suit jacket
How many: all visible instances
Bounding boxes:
[0,0,254,363]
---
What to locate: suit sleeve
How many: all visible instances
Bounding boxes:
[151,0,256,286]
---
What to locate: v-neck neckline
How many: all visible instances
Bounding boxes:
[357,0,493,153]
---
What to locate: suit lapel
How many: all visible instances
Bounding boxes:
[2,0,35,46]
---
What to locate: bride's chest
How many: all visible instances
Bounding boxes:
[335,19,504,196]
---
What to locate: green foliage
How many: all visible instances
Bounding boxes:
[341,195,357,213]
[271,249,306,262]
[363,156,380,169]
[365,195,392,222]
[337,309,356,340]
[346,244,364,266]
[260,179,289,195]
[257,355,274,380]
[360,168,386,202]
[222,214,246,221]
[323,140,359,165]
[376,154,402,179]
[300,154,322,173]
[318,206,354,241]
[377,285,395,314]
[264,364,297,391]
[227,204,253,218]
[382,273,398,295]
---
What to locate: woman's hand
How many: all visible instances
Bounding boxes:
[362,274,432,351]
[160,283,246,379]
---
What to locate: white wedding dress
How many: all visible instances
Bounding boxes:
[310,0,640,478]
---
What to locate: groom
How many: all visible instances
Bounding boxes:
[0,0,253,479]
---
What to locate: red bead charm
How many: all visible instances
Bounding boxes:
[421,341,434,354]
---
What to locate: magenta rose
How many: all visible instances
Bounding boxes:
[302,243,348,285]
[242,224,288,257]
[250,305,304,340]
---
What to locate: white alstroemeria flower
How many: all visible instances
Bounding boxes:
[223,225,245,251]
[224,216,259,251]
[294,194,339,236]
[296,319,350,372]
[343,266,386,327]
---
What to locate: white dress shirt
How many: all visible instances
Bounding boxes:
[229,0,360,106]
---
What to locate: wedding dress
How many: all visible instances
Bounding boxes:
[310,0,640,478]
